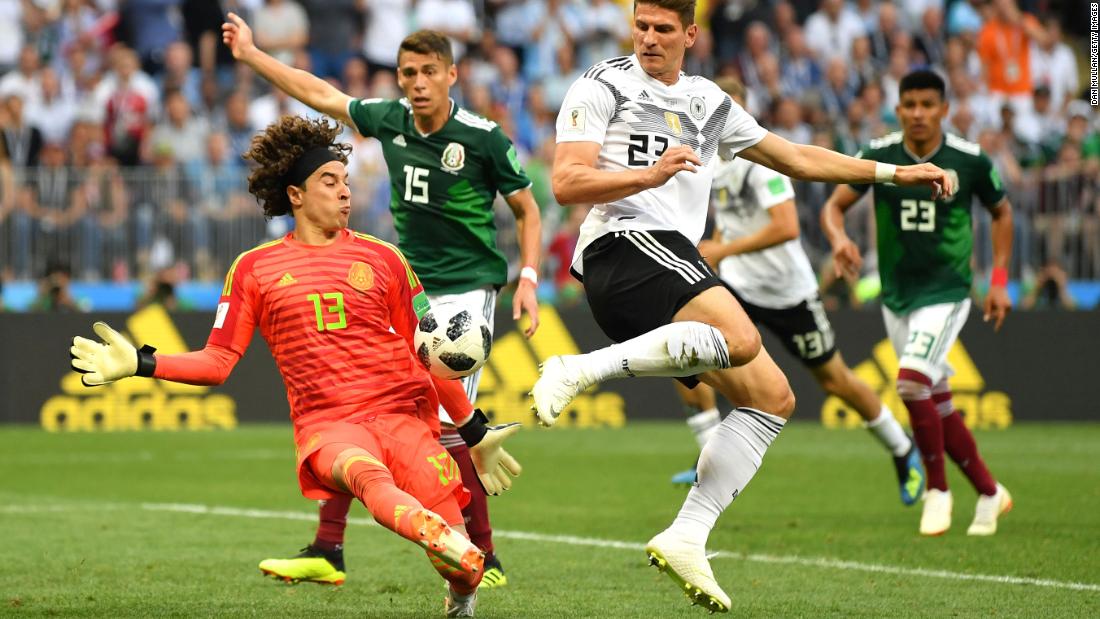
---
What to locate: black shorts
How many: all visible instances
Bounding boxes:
[732,291,838,368]
[578,229,723,343]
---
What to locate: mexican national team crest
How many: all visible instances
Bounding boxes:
[441,142,466,173]
[689,96,706,120]
[347,261,374,291]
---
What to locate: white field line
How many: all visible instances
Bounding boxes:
[7,501,1099,593]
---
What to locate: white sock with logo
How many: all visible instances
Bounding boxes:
[669,408,786,543]
[686,407,721,449]
[865,405,912,457]
[570,322,731,388]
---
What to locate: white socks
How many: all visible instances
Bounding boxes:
[865,405,912,457]
[573,322,731,386]
[670,408,786,543]
[686,407,721,449]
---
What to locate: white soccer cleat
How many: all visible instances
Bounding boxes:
[530,355,586,427]
[967,483,1013,536]
[645,529,731,613]
[920,488,953,536]
[444,589,477,617]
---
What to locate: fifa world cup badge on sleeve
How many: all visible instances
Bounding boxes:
[565,107,586,133]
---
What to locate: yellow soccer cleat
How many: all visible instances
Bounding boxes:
[259,545,346,585]
[478,555,508,589]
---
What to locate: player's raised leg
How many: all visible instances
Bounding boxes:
[932,380,1013,535]
[307,437,485,584]
[808,354,924,505]
[670,381,720,485]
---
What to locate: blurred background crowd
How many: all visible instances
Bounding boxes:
[0,0,1097,312]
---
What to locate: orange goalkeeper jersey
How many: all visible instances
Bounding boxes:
[208,229,439,437]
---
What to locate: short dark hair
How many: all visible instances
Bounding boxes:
[635,0,696,28]
[398,30,454,66]
[898,69,946,101]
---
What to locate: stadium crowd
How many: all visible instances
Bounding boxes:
[0,0,1097,310]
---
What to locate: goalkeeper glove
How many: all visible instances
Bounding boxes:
[70,321,157,386]
[457,409,523,496]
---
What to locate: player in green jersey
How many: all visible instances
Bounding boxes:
[822,70,1014,537]
[222,14,542,595]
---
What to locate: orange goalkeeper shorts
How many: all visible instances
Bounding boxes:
[295,413,470,520]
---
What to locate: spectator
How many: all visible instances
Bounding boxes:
[137,266,194,310]
[779,27,821,100]
[489,46,527,128]
[868,2,903,66]
[29,261,85,311]
[849,35,876,88]
[0,0,23,74]
[852,0,878,32]
[739,22,775,92]
[1029,16,1079,113]
[415,0,478,62]
[157,41,203,111]
[216,90,255,166]
[1015,86,1064,152]
[771,97,812,144]
[0,45,43,107]
[147,89,210,167]
[914,7,946,68]
[579,0,629,67]
[976,0,1047,114]
[819,57,858,120]
[71,157,129,280]
[546,203,587,305]
[1061,101,1100,172]
[362,0,411,75]
[804,0,865,63]
[947,0,984,37]
[341,55,370,100]
[253,0,310,66]
[29,67,78,146]
[541,43,583,111]
[300,0,360,80]
[1020,261,1077,309]
[1,93,44,167]
[119,0,183,75]
[94,45,157,166]
[708,0,774,64]
[519,0,586,82]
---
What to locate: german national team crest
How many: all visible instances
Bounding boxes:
[347,261,374,291]
[441,142,466,173]
[664,111,683,136]
[689,96,706,120]
[943,169,959,202]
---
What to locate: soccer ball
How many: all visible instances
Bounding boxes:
[414,303,492,379]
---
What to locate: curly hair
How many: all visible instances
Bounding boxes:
[243,115,352,219]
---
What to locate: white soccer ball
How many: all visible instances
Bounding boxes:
[414,302,492,379]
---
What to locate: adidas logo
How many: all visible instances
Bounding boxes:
[277,272,297,286]
[393,134,407,147]
[638,90,651,101]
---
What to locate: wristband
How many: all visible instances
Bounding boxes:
[990,267,1008,287]
[135,344,158,377]
[874,162,896,183]
[520,266,538,285]
[457,408,489,447]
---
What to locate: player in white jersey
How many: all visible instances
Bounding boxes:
[530,0,956,613]
[669,78,925,509]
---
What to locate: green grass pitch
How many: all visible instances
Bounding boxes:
[2,422,1098,617]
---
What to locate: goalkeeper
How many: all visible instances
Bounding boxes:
[69,115,520,617]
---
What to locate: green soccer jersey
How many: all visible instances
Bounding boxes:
[347,98,532,294]
[850,132,1006,314]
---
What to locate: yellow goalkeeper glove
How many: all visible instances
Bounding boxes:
[457,409,523,496]
[70,321,157,386]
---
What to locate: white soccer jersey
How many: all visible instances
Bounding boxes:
[712,158,819,309]
[555,55,767,275]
